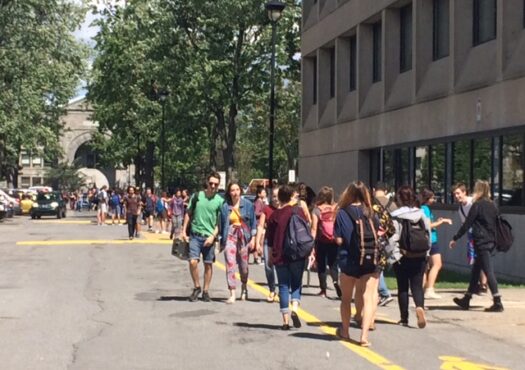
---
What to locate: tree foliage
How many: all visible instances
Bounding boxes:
[0,0,88,186]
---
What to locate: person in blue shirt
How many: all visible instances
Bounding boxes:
[419,188,452,299]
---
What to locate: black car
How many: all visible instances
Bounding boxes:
[31,191,67,219]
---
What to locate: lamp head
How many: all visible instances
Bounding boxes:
[265,1,286,22]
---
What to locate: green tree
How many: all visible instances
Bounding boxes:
[44,161,86,191]
[0,0,88,186]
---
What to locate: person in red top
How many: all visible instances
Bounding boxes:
[267,184,307,330]
[256,187,279,302]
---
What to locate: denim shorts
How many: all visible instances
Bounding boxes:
[188,233,215,264]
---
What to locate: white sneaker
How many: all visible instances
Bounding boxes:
[424,289,441,299]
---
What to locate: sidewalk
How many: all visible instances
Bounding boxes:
[422,288,525,348]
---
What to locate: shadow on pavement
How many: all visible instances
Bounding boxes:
[425,305,485,311]
[289,332,338,342]
[234,322,283,330]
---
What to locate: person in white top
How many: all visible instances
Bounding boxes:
[452,183,487,294]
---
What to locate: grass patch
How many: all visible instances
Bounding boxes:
[383,269,525,290]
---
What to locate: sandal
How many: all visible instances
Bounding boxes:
[335,327,350,341]
[267,292,276,303]
[290,311,302,328]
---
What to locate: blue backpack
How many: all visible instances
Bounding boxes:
[155,198,164,214]
[283,206,315,261]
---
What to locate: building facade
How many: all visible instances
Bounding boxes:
[300,0,525,281]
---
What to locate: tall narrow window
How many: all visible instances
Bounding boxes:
[313,56,317,104]
[433,0,449,60]
[372,21,382,82]
[349,35,356,91]
[329,47,335,98]
[473,0,496,46]
[400,4,413,72]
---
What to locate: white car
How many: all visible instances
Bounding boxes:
[0,189,16,218]
[0,195,7,220]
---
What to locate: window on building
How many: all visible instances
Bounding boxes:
[21,151,30,166]
[32,177,43,186]
[433,0,450,60]
[349,35,357,92]
[415,146,430,190]
[501,134,524,206]
[313,56,318,104]
[452,140,472,187]
[383,149,395,189]
[32,156,42,167]
[400,4,413,72]
[431,144,446,203]
[473,0,496,46]
[372,21,382,83]
[329,47,335,98]
[21,177,31,187]
[473,138,492,185]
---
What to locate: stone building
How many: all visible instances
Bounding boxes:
[300,0,525,281]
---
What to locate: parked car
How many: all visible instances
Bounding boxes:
[31,191,67,219]
[0,195,6,221]
[0,189,17,217]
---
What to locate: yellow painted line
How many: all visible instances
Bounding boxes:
[439,356,509,370]
[32,220,94,224]
[213,260,405,370]
[17,239,171,246]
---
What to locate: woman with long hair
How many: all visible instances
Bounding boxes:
[450,180,503,312]
[310,186,340,298]
[334,181,380,347]
[219,181,256,304]
[389,186,431,328]
[419,188,452,299]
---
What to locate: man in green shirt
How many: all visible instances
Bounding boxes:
[182,172,224,302]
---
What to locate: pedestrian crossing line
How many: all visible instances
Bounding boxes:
[16,239,171,246]
[213,260,406,370]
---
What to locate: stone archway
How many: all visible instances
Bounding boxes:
[77,168,109,189]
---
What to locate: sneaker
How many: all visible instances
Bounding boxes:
[189,287,201,302]
[398,320,409,327]
[424,289,442,300]
[202,291,211,302]
[415,307,427,329]
[378,296,394,306]
[290,311,302,328]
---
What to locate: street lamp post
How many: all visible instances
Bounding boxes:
[158,90,170,191]
[265,1,285,189]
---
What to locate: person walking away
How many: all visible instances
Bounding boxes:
[182,172,224,302]
[419,188,452,299]
[219,181,256,303]
[334,181,381,347]
[253,186,268,264]
[97,186,109,226]
[109,190,122,225]
[123,186,142,240]
[142,188,156,232]
[135,187,143,237]
[256,187,279,303]
[449,180,503,312]
[372,182,397,306]
[452,183,488,294]
[267,185,309,330]
[310,186,340,299]
[170,189,185,240]
[155,191,169,234]
[388,186,431,329]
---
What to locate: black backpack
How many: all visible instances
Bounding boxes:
[396,217,430,255]
[343,208,380,268]
[495,215,513,252]
[283,206,315,261]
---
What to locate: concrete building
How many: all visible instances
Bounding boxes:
[300,0,525,281]
[18,97,133,190]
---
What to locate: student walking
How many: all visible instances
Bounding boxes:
[389,186,431,329]
[123,186,142,240]
[419,188,453,299]
[219,181,256,304]
[182,172,224,302]
[256,187,279,303]
[310,186,340,298]
[334,181,381,347]
[449,180,503,312]
[267,185,309,330]
[169,189,185,240]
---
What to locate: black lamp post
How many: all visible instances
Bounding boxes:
[265,1,285,188]
[158,90,170,191]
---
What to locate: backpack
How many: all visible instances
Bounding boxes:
[495,215,513,252]
[395,217,430,255]
[372,197,396,239]
[97,190,107,204]
[317,204,335,243]
[155,197,164,214]
[110,194,120,207]
[283,206,315,261]
[343,208,380,268]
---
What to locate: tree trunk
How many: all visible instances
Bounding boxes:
[144,141,155,190]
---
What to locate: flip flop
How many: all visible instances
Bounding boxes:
[290,311,301,328]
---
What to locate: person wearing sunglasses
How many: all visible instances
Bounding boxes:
[182,172,225,302]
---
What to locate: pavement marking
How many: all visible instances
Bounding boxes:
[213,260,406,370]
[16,239,171,246]
[439,356,509,370]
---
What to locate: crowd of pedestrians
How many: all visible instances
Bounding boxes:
[175,172,505,346]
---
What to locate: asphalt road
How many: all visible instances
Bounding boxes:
[0,213,523,370]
